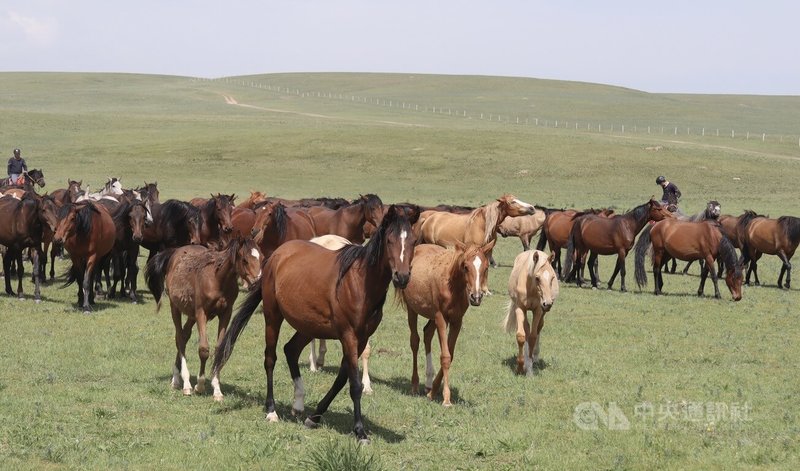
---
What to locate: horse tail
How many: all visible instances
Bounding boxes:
[213,283,263,375]
[502,300,518,334]
[535,225,548,251]
[144,248,176,312]
[60,264,78,288]
[634,224,653,289]
[561,228,576,280]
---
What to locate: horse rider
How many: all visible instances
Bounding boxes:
[7,148,28,186]
[656,175,681,211]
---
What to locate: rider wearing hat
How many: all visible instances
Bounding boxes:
[656,176,681,208]
[7,148,28,186]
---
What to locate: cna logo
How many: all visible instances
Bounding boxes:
[573,402,631,431]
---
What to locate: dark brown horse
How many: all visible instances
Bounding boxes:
[54,201,116,313]
[140,199,203,256]
[251,201,317,258]
[536,207,615,278]
[50,179,83,206]
[190,194,235,248]
[306,194,383,244]
[737,211,800,288]
[0,192,59,300]
[101,199,150,302]
[635,219,743,300]
[212,204,420,443]
[562,199,674,291]
[146,237,262,400]
[0,169,46,192]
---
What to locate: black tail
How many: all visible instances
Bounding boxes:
[212,283,263,375]
[536,226,548,251]
[144,248,176,311]
[562,229,576,280]
[634,224,653,289]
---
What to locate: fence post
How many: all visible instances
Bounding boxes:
[762,133,765,142]
[674,127,678,135]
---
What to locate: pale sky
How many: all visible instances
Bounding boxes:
[1,0,798,95]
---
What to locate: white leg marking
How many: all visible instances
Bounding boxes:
[292,377,305,413]
[399,230,408,262]
[211,375,223,401]
[472,256,482,293]
[309,339,319,372]
[180,355,192,395]
[171,364,181,389]
[425,352,434,389]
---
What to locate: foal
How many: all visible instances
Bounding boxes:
[145,237,262,399]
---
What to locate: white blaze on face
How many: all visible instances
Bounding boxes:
[399,230,408,262]
[513,198,534,211]
[472,256,482,292]
[250,248,260,260]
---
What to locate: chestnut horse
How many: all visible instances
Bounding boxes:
[415,194,536,267]
[251,201,317,258]
[503,250,559,375]
[398,240,494,406]
[737,212,800,289]
[0,192,59,300]
[497,207,547,251]
[145,237,262,400]
[536,208,615,278]
[306,194,383,244]
[54,201,116,312]
[212,204,420,443]
[634,219,743,300]
[236,191,269,209]
[563,199,674,291]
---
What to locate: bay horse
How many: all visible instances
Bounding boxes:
[145,237,262,400]
[0,192,59,300]
[251,201,317,258]
[54,201,116,312]
[101,199,150,302]
[140,199,203,256]
[661,200,721,274]
[190,194,236,248]
[536,207,615,278]
[415,194,536,268]
[634,219,743,300]
[0,169,46,192]
[212,204,420,443]
[50,179,83,206]
[236,191,268,209]
[737,212,800,289]
[398,240,494,406]
[497,207,547,251]
[562,199,674,291]
[503,250,559,375]
[306,194,384,244]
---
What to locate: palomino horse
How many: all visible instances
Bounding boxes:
[503,250,559,375]
[416,194,536,267]
[54,201,116,312]
[563,199,674,291]
[634,219,743,300]
[737,212,800,289]
[0,192,59,300]
[145,237,262,400]
[0,169,46,191]
[306,194,384,244]
[398,240,494,406]
[251,201,317,258]
[306,235,374,394]
[536,208,615,278]
[212,205,420,443]
[497,207,547,251]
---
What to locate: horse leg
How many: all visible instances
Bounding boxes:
[32,246,42,302]
[668,257,677,274]
[750,253,761,286]
[15,250,24,299]
[553,247,563,280]
[437,318,461,406]
[607,254,623,291]
[210,308,231,402]
[283,331,314,416]
[422,319,436,393]
[706,256,722,298]
[682,260,694,275]
[618,251,628,292]
[263,303,284,423]
[777,251,791,289]
[526,309,544,376]
[514,305,529,375]
[82,260,96,312]
[171,306,193,395]
[126,249,139,303]
[49,242,59,281]
[428,313,453,406]
[533,312,545,364]
[3,251,14,295]
[408,310,421,394]
[652,250,663,295]
[521,235,530,252]
[587,252,599,288]
[698,263,709,297]
[308,339,320,372]
[109,253,121,299]
[317,339,327,368]
[193,307,211,395]
[361,340,373,395]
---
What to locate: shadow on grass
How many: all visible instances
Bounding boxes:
[370,375,472,407]
[501,356,549,374]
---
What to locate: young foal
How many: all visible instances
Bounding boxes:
[398,240,494,406]
[212,205,420,443]
[503,250,559,375]
[145,237,262,399]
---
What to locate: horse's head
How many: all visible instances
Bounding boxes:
[455,239,495,306]
[67,179,83,201]
[27,169,45,188]
[128,201,149,243]
[38,194,60,233]
[706,200,722,220]
[358,194,385,228]
[648,199,675,222]
[53,204,79,244]
[383,204,421,288]
[234,238,263,288]
[499,194,536,217]
[142,181,160,205]
[531,250,559,312]
[251,201,280,240]
[212,193,235,234]
[186,206,203,245]
[105,177,123,196]
[725,263,744,302]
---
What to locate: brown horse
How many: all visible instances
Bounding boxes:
[0,169,46,192]
[536,207,615,278]
[191,194,235,248]
[306,194,383,244]
[236,191,269,209]
[635,219,743,300]
[251,201,317,258]
[146,237,262,400]
[0,192,59,300]
[737,212,800,288]
[398,240,494,406]
[212,205,420,443]
[50,179,83,207]
[54,201,116,312]
[563,199,674,291]
[416,194,535,267]
[503,250,559,375]
[497,207,547,251]
[103,199,151,302]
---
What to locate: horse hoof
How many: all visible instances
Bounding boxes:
[442,401,452,407]
[304,417,319,428]
[193,384,205,394]
[35,299,41,304]
[363,386,373,395]
[83,310,92,315]
[291,408,303,417]
[266,411,279,423]
[213,394,224,402]
[182,388,193,396]
[357,437,371,445]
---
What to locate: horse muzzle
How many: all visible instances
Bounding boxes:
[392,272,410,289]
[541,300,553,312]
[468,292,483,306]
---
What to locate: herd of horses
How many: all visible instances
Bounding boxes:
[3,171,799,442]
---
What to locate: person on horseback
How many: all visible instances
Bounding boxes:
[656,175,681,212]
[7,148,28,186]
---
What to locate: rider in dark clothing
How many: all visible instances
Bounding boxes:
[7,148,28,186]
[656,176,681,207]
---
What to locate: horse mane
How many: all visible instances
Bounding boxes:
[272,203,288,240]
[74,202,99,236]
[469,200,500,244]
[214,237,245,271]
[446,249,469,293]
[737,210,765,233]
[112,200,133,224]
[627,201,650,223]
[161,199,199,225]
[534,205,563,215]
[358,193,383,212]
[778,216,800,246]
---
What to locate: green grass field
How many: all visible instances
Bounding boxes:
[0,72,798,470]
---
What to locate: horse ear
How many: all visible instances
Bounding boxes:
[481,238,497,253]
[454,240,467,252]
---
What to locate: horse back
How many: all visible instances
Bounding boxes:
[747,218,784,255]
[399,244,461,318]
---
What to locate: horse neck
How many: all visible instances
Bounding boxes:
[620,204,651,234]
[473,201,502,243]
[446,251,468,295]
[212,245,239,285]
